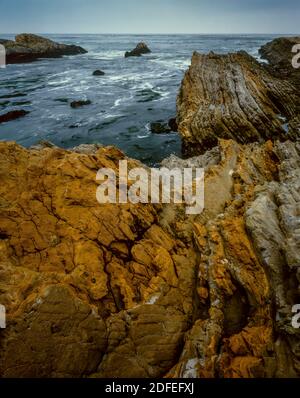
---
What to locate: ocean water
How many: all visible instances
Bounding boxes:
[0,34,280,165]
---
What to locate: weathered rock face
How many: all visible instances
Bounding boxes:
[0,142,196,377]
[0,139,299,378]
[259,37,300,87]
[125,42,151,58]
[163,139,300,378]
[0,34,87,64]
[177,51,300,157]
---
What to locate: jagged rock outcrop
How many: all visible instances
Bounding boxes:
[0,139,299,378]
[177,51,300,157]
[259,37,300,87]
[125,42,151,58]
[163,139,300,378]
[0,34,87,64]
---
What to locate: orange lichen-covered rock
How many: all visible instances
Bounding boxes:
[0,138,299,378]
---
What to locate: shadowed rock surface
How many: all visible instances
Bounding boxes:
[0,34,87,64]
[259,37,300,87]
[125,42,151,58]
[0,139,299,378]
[177,51,300,157]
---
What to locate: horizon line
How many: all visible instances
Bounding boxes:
[0,32,299,36]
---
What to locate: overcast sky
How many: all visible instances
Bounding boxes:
[1,0,299,34]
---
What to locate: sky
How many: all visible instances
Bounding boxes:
[0,0,299,34]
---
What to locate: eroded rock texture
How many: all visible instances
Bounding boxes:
[0,139,299,378]
[177,51,300,157]
[0,142,196,377]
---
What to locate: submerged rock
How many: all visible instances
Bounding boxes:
[125,42,151,58]
[0,139,299,378]
[70,100,91,108]
[150,119,178,134]
[93,69,105,76]
[0,109,29,123]
[150,121,172,134]
[177,51,300,157]
[0,34,87,64]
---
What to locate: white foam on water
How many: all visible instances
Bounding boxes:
[102,113,124,119]
[150,58,191,71]
[48,77,73,86]
[113,93,134,107]
[88,50,124,60]
[138,133,150,139]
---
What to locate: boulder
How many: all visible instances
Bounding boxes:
[0,109,29,123]
[125,42,151,58]
[93,69,105,76]
[177,51,300,157]
[0,34,87,64]
[70,100,91,109]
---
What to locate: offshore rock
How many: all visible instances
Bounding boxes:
[70,100,91,108]
[0,34,87,64]
[93,70,105,76]
[125,42,151,58]
[177,51,300,157]
[0,109,29,124]
[0,139,299,378]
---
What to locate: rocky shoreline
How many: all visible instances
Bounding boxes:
[0,35,299,378]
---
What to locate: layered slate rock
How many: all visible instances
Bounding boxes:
[0,139,299,378]
[0,34,87,64]
[125,42,151,58]
[177,51,300,157]
[259,36,300,86]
